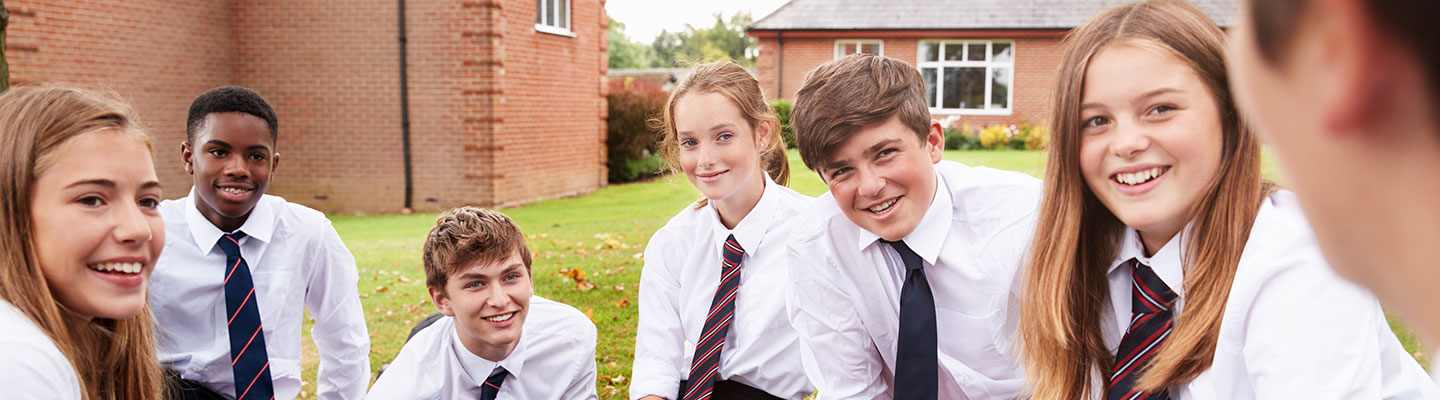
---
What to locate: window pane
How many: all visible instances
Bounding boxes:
[991,67,1011,109]
[536,0,543,24]
[967,43,987,61]
[546,0,555,25]
[943,43,964,61]
[992,42,1013,63]
[558,0,568,29]
[923,68,938,108]
[920,42,939,62]
[943,67,985,109]
[861,42,879,55]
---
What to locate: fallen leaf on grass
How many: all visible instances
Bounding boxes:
[613,285,625,291]
[375,285,388,292]
[610,375,628,384]
[615,299,629,307]
[633,252,644,259]
[577,282,596,291]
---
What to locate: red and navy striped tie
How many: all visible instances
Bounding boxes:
[1107,259,1177,400]
[480,368,508,400]
[682,234,745,400]
[218,232,274,400]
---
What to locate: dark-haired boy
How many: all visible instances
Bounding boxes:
[367,207,598,399]
[785,54,1039,398]
[1228,0,1440,362]
[151,86,370,399]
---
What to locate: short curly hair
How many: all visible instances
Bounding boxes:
[422,207,533,292]
[186,85,278,144]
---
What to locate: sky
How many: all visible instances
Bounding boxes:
[605,0,792,43]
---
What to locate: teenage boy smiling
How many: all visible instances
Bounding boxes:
[368,207,598,399]
[784,54,1041,399]
[150,86,370,400]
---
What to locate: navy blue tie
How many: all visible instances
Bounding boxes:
[886,240,937,399]
[1107,259,1176,400]
[480,368,508,400]
[218,232,274,400]
[682,234,745,400]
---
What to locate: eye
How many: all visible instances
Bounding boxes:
[78,195,105,207]
[718,132,734,141]
[680,138,698,148]
[877,147,898,159]
[248,153,267,161]
[464,281,482,289]
[138,197,160,209]
[504,273,521,282]
[828,166,853,180]
[1148,104,1177,116]
[209,149,228,158]
[1082,116,1110,128]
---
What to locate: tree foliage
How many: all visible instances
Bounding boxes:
[608,11,757,69]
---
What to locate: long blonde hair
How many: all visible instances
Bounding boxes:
[655,60,790,209]
[0,84,165,399]
[1019,1,1273,397]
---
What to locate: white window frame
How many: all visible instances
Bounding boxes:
[535,0,574,37]
[834,39,884,58]
[917,40,1015,115]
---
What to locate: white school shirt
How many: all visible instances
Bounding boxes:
[150,192,371,400]
[1101,191,1439,399]
[785,161,1041,399]
[0,298,82,399]
[631,176,816,400]
[367,296,598,400]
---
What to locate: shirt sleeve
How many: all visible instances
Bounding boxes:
[785,238,889,399]
[563,320,601,400]
[305,221,373,399]
[0,342,82,399]
[1238,250,1384,399]
[629,233,687,400]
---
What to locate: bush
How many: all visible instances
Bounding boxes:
[943,126,981,150]
[978,125,1012,149]
[606,78,669,183]
[770,99,795,148]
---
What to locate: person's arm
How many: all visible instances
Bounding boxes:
[786,238,889,399]
[561,320,600,400]
[305,221,373,399]
[629,233,686,400]
[0,342,82,399]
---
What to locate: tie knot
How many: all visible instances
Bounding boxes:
[1130,259,1177,314]
[218,231,247,257]
[722,234,745,268]
[883,240,924,271]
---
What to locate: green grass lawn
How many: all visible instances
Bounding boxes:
[294,149,1426,398]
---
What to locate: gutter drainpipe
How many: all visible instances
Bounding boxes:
[398,0,414,210]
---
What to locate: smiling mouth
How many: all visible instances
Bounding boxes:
[865,197,900,214]
[218,186,253,195]
[1112,166,1168,186]
[88,262,143,275]
[484,312,516,322]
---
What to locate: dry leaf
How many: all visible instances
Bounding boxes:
[616,299,629,307]
[613,285,625,291]
[375,285,388,292]
[577,282,596,292]
[610,375,628,384]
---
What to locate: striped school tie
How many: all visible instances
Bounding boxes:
[480,368,508,400]
[1107,259,1177,400]
[885,239,937,400]
[218,232,275,400]
[682,234,745,400]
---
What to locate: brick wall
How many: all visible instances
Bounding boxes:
[4,0,607,213]
[755,34,1063,129]
[6,0,239,198]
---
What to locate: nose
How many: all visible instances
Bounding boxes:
[113,201,154,246]
[483,283,511,309]
[1109,120,1151,159]
[695,144,716,169]
[223,155,250,178]
[856,165,886,198]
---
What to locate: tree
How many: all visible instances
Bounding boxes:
[648,11,757,68]
[607,17,656,69]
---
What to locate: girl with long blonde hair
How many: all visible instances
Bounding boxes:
[0,84,165,399]
[1018,1,1434,398]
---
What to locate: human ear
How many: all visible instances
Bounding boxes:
[428,286,455,317]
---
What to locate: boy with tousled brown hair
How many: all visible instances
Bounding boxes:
[369,207,598,399]
[784,53,1041,398]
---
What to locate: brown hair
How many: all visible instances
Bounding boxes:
[0,84,164,399]
[791,54,932,172]
[423,207,533,292]
[656,60,789,209]
[1249,0,1439,112]
[1019,0,1274,397]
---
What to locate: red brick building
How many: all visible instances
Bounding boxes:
[5,0,608,213]
[747,0,1234,128]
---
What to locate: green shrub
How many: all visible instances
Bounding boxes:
[943,126,981,150]
[608,154,665,183]
[770,99,795,148]
[607,78,669,183]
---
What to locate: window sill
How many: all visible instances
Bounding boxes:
[535,24,576,37]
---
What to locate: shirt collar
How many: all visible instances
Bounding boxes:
[183,188,275,252]
[855,167,952,265]
[452,319,529,388]
[708,173,779,256]
[1109,226,1187,299]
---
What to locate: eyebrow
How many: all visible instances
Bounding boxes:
[1080,87,1186,113]
[65,179,163,191]
[204,140,271,152]
[677,122,738,137]
[455,263,524,280]
[822,138,902,172]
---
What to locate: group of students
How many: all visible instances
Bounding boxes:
[2,0,1439,399]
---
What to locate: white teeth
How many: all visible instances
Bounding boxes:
[866,198,898,213]
[220,187,249,194]
[1116,167,1165,186]
[89,262,142,274]
[484,312,515,322]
